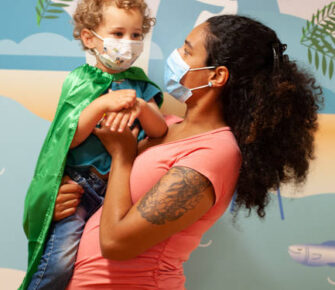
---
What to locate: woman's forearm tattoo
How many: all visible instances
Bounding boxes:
[136,167,211,225]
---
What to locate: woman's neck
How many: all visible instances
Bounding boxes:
[182,93,227,131]
[138,94,227,153]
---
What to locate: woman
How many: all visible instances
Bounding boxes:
[54,15,321,289]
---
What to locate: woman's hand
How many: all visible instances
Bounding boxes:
[53,176,84,221]
[93,122,139,161]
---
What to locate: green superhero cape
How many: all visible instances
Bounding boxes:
[20,64,162,289]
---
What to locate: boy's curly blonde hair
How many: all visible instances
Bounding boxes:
[73,0,155,49]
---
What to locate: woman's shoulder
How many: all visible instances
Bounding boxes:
[175,127,241,165]
[166,115,239,153]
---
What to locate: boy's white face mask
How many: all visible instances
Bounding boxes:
[91,31,143,71]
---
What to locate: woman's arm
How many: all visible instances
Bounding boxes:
[95,126,215,261]
[70,89,137,148]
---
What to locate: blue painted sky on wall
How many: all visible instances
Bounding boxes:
[4,0,333,113]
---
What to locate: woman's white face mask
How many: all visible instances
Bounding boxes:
[164,49,215,102]
[92,31,143,71]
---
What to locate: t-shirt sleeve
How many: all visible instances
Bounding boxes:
[138,81,163,106]
[173,139,241,205]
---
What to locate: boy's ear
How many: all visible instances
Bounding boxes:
[81,28,95,49]
[208,66,229,88]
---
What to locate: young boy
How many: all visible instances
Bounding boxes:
[21,1,167,289]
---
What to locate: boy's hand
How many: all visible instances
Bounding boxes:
[105,98,145,132]
[100,89,137,112]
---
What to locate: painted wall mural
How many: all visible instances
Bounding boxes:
[288,241,335,285]
[1,0,334,289]
[300,2,335,79]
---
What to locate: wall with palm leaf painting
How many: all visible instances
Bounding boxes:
[0,0,335,289]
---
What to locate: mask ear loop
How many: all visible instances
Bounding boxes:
[190,81,213,91]
[189,66,216,71]
[188,67,215,91]
[91,30,104,41]
[88,31,104,56]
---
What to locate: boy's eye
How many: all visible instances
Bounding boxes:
[184,48,190,55]
[132,33,143,39]
[113,32,123,37]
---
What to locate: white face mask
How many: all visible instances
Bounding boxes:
[91,31,143,71]
[164,49,215,102]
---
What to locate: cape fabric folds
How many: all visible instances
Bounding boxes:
[20,64,162,289]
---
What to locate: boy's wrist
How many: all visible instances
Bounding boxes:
[93,97,108,116]
[137,98,147,117]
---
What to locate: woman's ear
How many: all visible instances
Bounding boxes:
[81,28,96,49]
[208,66,229,87]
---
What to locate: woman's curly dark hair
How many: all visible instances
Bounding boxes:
[205,15,323,218]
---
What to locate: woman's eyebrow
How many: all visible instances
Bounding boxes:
[185,39,193,49]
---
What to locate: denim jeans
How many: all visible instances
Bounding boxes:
[28,167,106,290]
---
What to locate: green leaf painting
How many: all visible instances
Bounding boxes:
[301,1,335,79]
[35,0,73,25]
[315,51,320,69]
[330,59,334,79]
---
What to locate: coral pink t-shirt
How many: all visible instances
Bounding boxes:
[67,116,241,289]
